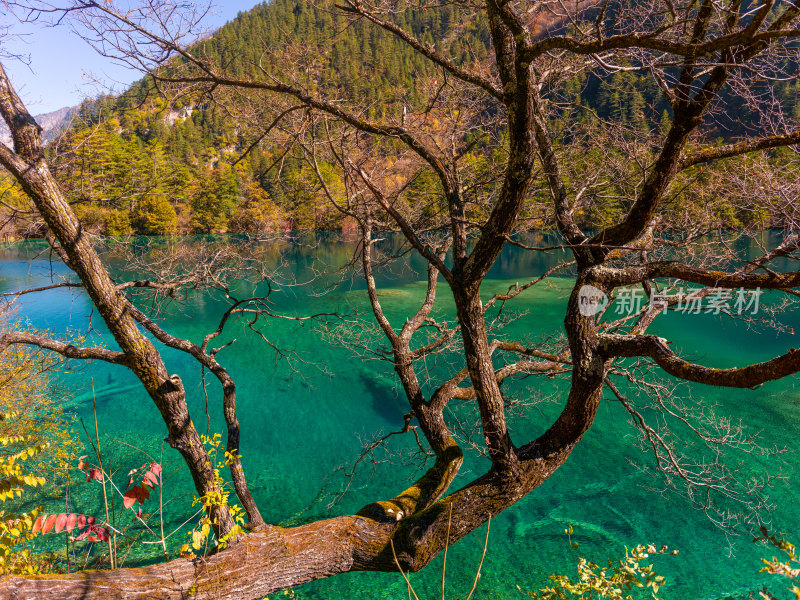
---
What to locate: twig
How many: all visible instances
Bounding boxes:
[91,380,115,569]
[441,503,452,600]
[390,539,421,600]
[465,515,491,600]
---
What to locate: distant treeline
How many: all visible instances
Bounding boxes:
[1,0,797,238]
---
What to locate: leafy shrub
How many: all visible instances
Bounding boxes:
[132,192,178,235]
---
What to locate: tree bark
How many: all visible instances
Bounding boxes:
[0,400,597,600]
[3,0,800,597]
[0,61,237,540]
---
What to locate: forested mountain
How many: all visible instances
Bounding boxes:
[0,1,492,237]
[0,0,797,238]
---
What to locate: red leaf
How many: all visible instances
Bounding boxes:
[65,513,78,532]
[76,515,87,529]
[137,485,150,503]
[86,468,102,482]
[86,515,95,525]
[42,514,57,534]
[32,515,46,535]
[74,530,88,541]
[86,535,99,543]
[150,463,162,478]
[137,506,143,518]
[143,471,159,487]
[123,487,139,509]
[54,513,67,533]
[77,459,86,470]
[95,526,109,542]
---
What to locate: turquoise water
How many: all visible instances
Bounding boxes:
[1,235,799,599]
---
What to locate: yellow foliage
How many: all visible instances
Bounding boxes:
[180,433,246,557]
[0,412,48,575]
[230,182,285,233]
[0,335,78,483]
[0,320,79,575]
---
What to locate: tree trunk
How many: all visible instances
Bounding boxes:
[0,418,595,600]
[0,62,237,539]
[453,288,518,474]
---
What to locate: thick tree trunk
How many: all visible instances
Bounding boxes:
[0,518,390,600]
[0,409,597,600]
[453,288,518,474]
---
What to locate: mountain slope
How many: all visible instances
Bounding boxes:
[32,0,493,235]
[0,1,793,239]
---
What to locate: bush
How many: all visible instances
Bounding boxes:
[132,192,178,236]
[0,321,79,574]
[104,210,133,236]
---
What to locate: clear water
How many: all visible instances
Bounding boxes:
[1,235,798,599]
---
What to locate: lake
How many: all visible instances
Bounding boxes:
[1,234,798,599]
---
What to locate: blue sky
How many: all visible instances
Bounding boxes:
[2,1,263,114]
